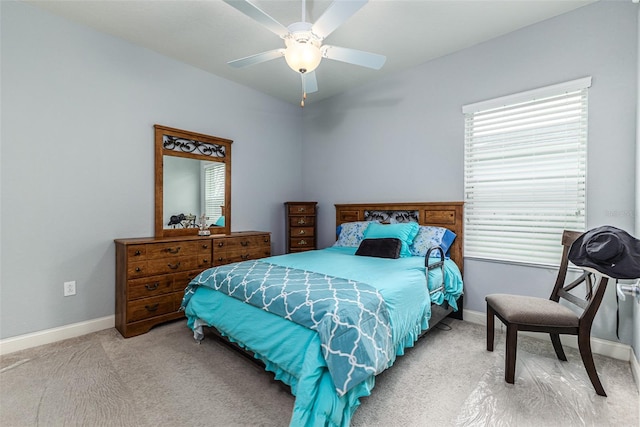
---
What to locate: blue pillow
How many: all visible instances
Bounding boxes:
[409,226,456,257]
[362,222,419,258]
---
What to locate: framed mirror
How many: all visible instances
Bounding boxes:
[154,124,232,237]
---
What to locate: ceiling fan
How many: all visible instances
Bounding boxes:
[223,0,386,106]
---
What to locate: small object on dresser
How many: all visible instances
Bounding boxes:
[198,214,210,236]
[285,202,317,253]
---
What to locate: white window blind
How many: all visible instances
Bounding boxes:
[203,162,225,224]
[463,77,590,266]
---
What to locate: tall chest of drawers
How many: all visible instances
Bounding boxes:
[285,202,317,253]
[115,231,271,338]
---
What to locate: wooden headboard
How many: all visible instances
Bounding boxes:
[335,202,464,274]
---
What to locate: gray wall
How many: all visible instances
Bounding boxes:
[302,1,638,344]
[0,1,304,339]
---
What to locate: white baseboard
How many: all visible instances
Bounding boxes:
[463,309,633,362]
[0,315,115,356]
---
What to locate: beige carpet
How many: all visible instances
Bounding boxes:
[1,319,637,426]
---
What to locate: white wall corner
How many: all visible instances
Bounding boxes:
[0,316,115,356]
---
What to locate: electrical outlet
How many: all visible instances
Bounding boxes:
[63,281,76,297]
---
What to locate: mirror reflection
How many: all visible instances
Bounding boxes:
[154,124,232,237]
[163,156,226,229]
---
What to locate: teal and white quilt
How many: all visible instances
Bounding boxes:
[183,259,393,395]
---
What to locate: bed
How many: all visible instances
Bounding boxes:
[181,202,464,426]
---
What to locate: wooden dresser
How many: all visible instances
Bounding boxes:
[115,231,271,338]
[285,202,317,253]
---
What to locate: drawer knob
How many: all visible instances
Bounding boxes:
[135,267,142,273]
[264,237,269,243]
[145,282,159,291]
[298,230,306,235]
[202,259,209,264]
[165,247,181,254]
[202,244,209,249]
[298,207,306,212]
[298,240,307,245]
[218,257,224,261]
[145,304,159,312]
[218,242,224,247]
[241,254,249,260]
[168,262,181,270]
[298,219,306,225]
[241,241,249,247]
[134,250,142,256]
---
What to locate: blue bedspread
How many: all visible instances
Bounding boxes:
[181,247,463,426]
[184,260,393,395]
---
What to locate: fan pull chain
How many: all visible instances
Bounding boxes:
[300,91,307,108]
[301,0,306,23]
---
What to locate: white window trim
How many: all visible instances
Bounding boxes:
[463,76,592,114]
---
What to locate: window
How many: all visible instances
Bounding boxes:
[463,77,590,266]
[202,162,225,224]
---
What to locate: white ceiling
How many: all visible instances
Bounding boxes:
[28,0,596,106]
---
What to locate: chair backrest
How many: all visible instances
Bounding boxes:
[550,230,609,326]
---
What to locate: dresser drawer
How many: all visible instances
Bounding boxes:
[214,234,270,251]
[290,226,314,237]
[290,237,315,249]
[127,241,211,260]
[214,248,272,266]
[288,203,316,215]
[172,270,204,292]
[127,255,207,279]
[127,275,174,300]
[290,216,315,227]
[173,291,186,309]
[127,294,176,323]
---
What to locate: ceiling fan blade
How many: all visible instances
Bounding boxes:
[302,72,318,94]
[312,0,368,39]
[223,0,289,37]
[228,49,285,68]
[322,45,386,70]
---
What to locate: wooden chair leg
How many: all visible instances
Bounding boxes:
[505,324,517,384]
[486,304,495,352]
[578,332,607,397]
[550,333,567,361]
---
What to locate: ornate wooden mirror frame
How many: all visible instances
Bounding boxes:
[154,124,232,237]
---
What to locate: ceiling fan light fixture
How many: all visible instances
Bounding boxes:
[224,0,386,102]
[284,40,322,74]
